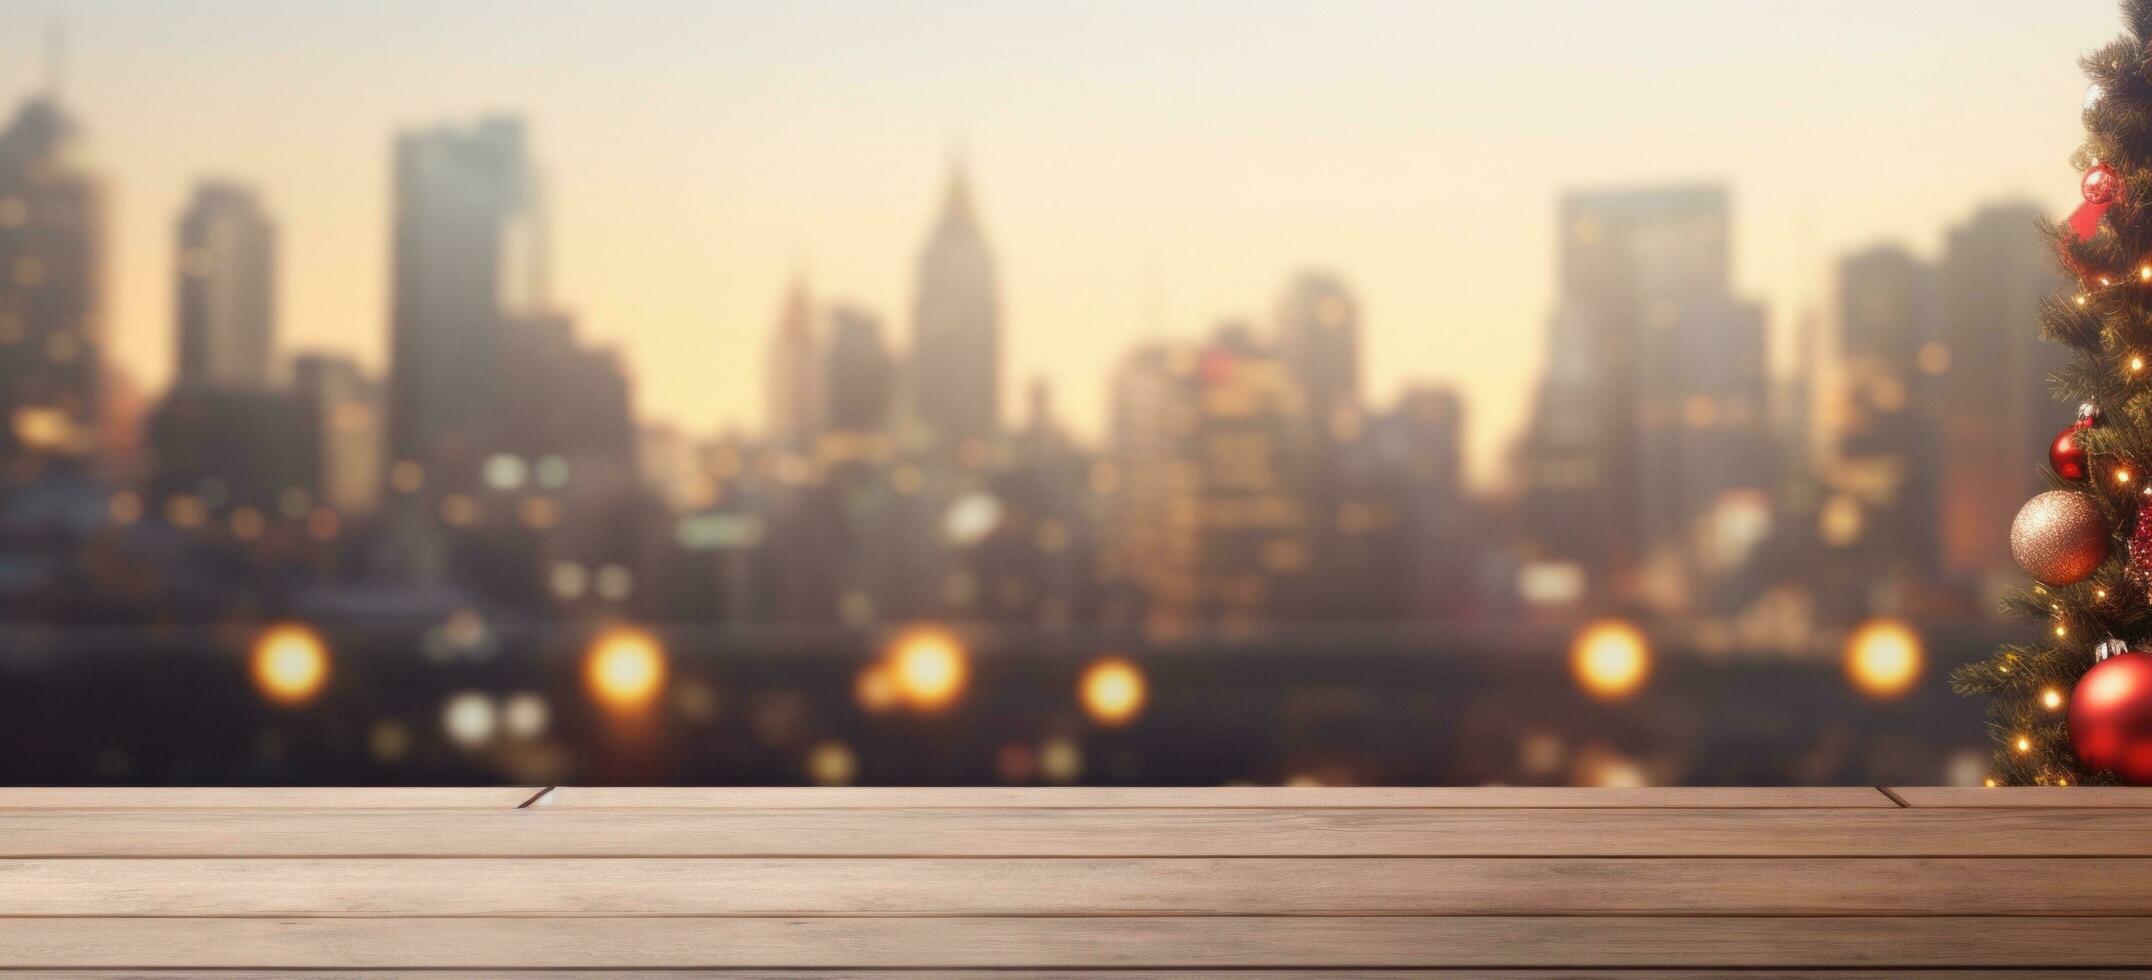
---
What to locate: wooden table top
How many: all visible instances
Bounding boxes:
[3,785,2149,974]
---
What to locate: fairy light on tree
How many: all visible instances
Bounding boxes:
[1958,2,2152,786]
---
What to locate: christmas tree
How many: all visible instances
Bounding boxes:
[1951,0,2152,786]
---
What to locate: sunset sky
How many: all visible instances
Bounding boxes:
[0,1,2119,487]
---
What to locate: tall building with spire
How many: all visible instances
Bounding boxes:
[385,115,540,496]
[908,157,1001,450]
[765,277,822,449]
[175,181,276,391]
[0,72,105,481]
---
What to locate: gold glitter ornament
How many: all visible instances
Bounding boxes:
[2011,490,2109,586]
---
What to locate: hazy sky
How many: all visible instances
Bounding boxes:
[0,1,2120,486]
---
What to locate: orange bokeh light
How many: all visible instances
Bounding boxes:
[585,627,667,712]
[250,623,330,707]
[1570,619,1650,701]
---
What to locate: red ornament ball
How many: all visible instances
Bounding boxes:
[2070,651,2152,785]
[2050,420,2091,482]
[2085,163,2124,206]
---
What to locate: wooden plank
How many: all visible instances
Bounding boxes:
[539,786,1897,808]
[0,788,537,809]
[11,974,2139,980]
[0,806,2145,857]
[1891,786,2152,808]
[3,916,2149,968]
[2,856,2146,917]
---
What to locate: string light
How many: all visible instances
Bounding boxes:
[2015,735,2033,753]
[2055,623,2069,638]
[1984,777,1999,787]
[2098,588,2111,600]
[2132,354,2146,373]
[2139,264,2150,281]
[2118,467,2135,485]
[2077,294,2091,306]
[2043,688,2066,710]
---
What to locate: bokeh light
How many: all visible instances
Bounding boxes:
[806,740,858,786]
[441,691,498,748]
[1079,656,1147,726]
[854,661,900,714]
[888,627,968,712]
[585,627,667,712]
[1845,618,1923,699]
[1570,619,1650,701]
[250,623,330,707]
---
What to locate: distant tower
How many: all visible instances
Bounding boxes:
[176,181,277,391]
[1514,185,1770,608]
[822,303,894,436]
[385,115,539,494]
[765,276,823,448]
[0,78,106,477]
[909,154,1001,449]
[1933,203,2068,578]
[1275,272,1361,433]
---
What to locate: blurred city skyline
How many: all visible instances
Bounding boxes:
[0,1,2118,489]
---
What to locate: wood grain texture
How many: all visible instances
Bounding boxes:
[0,788,537,809]
[9,974,2142,980]
[538,786,1898,808]
[1,856,2145,917]
[4,916,2150,968]
[3,805,2150,857]
[1889,786,2152,807]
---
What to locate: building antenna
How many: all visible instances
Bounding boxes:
[44,19,64,99]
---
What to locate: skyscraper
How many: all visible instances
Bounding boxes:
[1515,185,1771,609]
[1275,272,1361,431]
[293,353,382,516]
[0,89,104,479]
[764,277,822,449]
[1107,325,1310,634]
[823,303,894,436]
[386,116,540,495]
[1826,243,1941,575]
[175,181,276,391]
[1273,272,1363,614]
[1933,203,2068,580]
[909,158,1001,450]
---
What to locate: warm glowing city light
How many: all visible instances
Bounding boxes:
[1845,618,1923,700]
[854,662,901,714]
[1569,620,1650,701]
[585,628,667,712]
[250,623,330,707]
[1079,656,1147,726]
[889,628,968,711]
